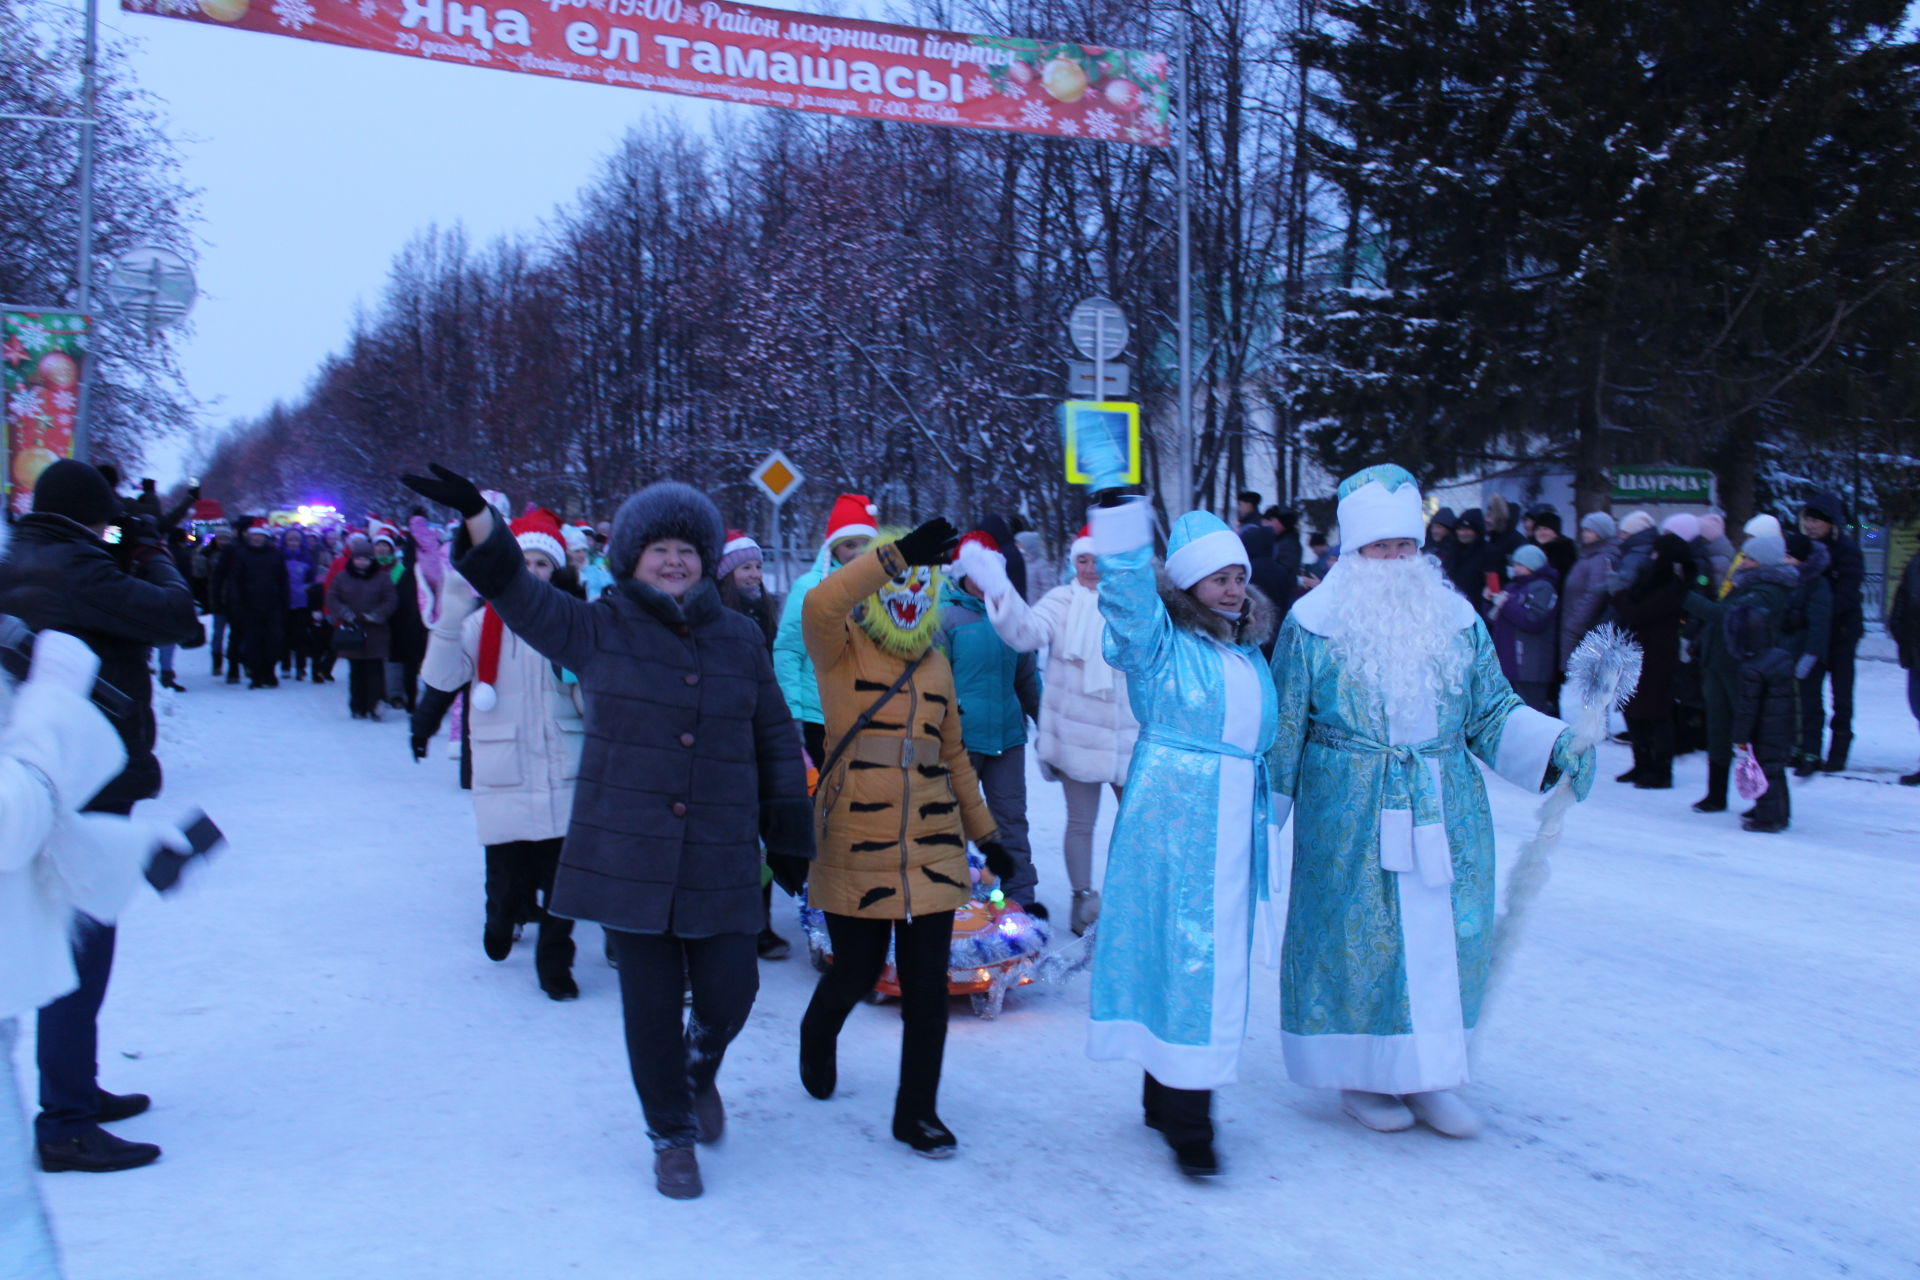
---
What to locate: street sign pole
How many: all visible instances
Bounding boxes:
[72,0,99,462]
[1175,3,1194,511]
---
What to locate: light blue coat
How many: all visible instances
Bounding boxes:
[1265,587,1565,1094]
[773,539,839,728]
[1086,503,1278,1090]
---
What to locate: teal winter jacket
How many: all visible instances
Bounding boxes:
[935,582,1042,756]
[773,539,840,727]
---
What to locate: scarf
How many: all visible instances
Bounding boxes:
[1059,582,1115,697]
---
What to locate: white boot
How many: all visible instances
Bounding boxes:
[1404,1090,1481,1138]
[1070,889,1102,936]
[1340,1090,1415,1132]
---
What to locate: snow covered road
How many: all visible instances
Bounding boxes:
[22,657,1920,1279]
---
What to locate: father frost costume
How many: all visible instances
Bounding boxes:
[1266,465,1591,1137]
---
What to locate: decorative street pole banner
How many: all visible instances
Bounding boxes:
[4,311,89,517]
[124,0,1171,146]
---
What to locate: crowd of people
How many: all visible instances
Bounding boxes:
[1,446,1911,1261]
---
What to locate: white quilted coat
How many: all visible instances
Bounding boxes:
[446,608,585,846]
[984,582,1137,786]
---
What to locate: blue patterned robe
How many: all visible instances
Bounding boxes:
[1265,587,1565,1094]
[1085,503,1278,1090]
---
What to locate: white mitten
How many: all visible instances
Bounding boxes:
[27,630,99,695]
[956,540,1012,601]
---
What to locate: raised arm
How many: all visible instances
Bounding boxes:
[1091,497,1171,677]
[802,543,901,671]
[452,515,602,676]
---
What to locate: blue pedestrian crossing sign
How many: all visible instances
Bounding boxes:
[1062,400,1142,487]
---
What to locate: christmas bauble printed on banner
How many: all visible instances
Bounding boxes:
[4,312,89,517]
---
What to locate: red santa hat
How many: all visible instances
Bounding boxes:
[367,518,401,549]
[511,508,566,570]
[1069,524,1095,560]
[825,493,878,548]
[473,509,565,712]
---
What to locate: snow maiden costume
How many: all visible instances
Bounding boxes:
[1266,465,1593,1138]
[1084,495,1277,1177]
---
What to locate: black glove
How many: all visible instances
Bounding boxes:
[186,484,202,501]
[978,840,1015,881]
[399,463,488,519]
[895,517,960,567]
[766,852,810,897]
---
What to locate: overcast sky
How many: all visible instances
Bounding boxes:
[90,0,754,478]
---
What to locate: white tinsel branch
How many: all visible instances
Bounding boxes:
[1480,624,1642,1032]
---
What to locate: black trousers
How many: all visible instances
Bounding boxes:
[240,608,283,684]
[485,839,573,964]
[1627,715,1674,784]
[347,658,384,715]
[1798,625,1862,757]
[608,930,759,1150]
[802,911,955,1122]
[282,608,313,673]
[37,795,136,1143]
[802,721,826,766]
[1142,1072,1213,1146]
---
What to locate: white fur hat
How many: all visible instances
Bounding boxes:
[1335,464,1424,552]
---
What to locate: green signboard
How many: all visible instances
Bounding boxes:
[1610,465,1715,505]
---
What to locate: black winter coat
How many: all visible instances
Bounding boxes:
[1238,527,1295,648]
[1717,567,1800,765]
[719,582,781,650]
[1446,536,1502,606]
[1610,536,1694,720]
[228,540,291,614]
[456,517,813,936]
[1806,489,1865,634]
[0,512,203,809]
[1890,551,1920,670]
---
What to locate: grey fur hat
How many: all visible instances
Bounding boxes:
[608,482,726,580]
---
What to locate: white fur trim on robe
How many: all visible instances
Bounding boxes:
[1493,704,1565,793]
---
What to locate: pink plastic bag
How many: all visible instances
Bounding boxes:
[1734,747,1769,800]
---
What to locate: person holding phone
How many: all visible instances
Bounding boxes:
[0,460,202,1175]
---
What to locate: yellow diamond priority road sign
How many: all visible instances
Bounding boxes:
[752,450,803,505]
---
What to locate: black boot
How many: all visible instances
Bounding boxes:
[1692,754,1730,813]
[535,921,578,1000]
[757,883,790,959]
[1821,732,1852,773]
[891,1112,957,1158]
[482,846,516,961]
[798,990,851,1100]
[94,1089,151,1123]
[1634,720,1674,789]
[39,1127,161,1173]
[1143,1073,1217,1177]
[1615,730,1645,784]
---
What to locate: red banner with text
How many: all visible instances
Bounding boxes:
[123,0,1170,145]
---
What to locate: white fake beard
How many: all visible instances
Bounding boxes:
[1319,553,1467,730]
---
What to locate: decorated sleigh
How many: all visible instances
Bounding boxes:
[799,850,1054,1018]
